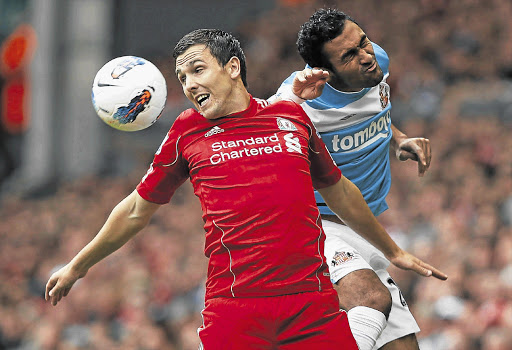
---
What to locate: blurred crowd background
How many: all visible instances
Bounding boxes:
[1,0,512,349]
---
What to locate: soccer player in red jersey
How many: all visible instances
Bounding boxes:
[46,29,444,349]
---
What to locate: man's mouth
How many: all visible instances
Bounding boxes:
[366,61,377,73]
[196,93,210,107]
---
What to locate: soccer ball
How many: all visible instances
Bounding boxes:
[91,56,167,131]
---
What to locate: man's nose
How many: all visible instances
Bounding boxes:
[185,77,199,92]
[358,49,373,64]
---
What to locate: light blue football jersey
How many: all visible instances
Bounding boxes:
[275,43,392,217]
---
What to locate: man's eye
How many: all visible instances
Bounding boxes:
[343,53,354,62]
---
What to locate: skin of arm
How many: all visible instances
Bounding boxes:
[45,190,161,305]
[317,176,447,280]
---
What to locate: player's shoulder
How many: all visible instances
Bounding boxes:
[259,99,305,115]
[252,95,298,117]
[154,109,201,159]
[276,71,301,91]
[175,107,201,123]
[282,71,299,85]
[258,99,312,126]
[171,108,209,132]
[158,108,211,150]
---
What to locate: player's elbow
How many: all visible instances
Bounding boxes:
[111,193,156,232]
[125,204,155,230]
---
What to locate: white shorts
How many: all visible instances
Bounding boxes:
[322,220,420,348]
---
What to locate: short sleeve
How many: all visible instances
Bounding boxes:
[136,124,189,204]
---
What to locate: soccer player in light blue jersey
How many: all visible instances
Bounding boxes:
[271,8,444,350]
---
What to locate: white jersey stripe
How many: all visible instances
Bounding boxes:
[314,211,325,291]
[215,220,236,297]
[197,307,206,350]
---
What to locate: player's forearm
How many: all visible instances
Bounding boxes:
[68,213,140,274]
[318,177,401,258]
[390,123,407,152]
[68,191,156,274]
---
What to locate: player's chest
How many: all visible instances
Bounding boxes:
[307,82,391,132]
[182,116,311,168]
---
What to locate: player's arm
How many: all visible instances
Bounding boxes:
[45,190,161,306]
[390,123,431,177]
[317,176,447,281]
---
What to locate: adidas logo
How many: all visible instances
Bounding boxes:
[205,126,224,137]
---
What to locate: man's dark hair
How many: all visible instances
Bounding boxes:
[173,29,248,87]
[297,8,358,70]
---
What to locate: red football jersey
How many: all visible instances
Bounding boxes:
[137,97,341,299]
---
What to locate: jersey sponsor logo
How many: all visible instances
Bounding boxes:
[210,133,283,164]
[277,117,297,131]
[331,250,355,267]
[331,111,391,152]
[205,126,224,137]
[284,132,302,153]
[379,83,390,109]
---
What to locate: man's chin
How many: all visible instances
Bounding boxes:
[372,69,384,85]
[364,74,383,88]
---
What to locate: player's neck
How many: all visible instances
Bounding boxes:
[226,87,252,116]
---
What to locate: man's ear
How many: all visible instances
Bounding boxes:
[226,56,241,80]
[324,68,339,84]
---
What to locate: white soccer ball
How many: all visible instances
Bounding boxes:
[91,56,167,131]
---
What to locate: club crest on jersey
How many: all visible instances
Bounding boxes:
[379,83,390,109]
[276,117,297,131]
[331,251,355,267]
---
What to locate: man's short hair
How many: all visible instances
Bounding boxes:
[297,8,358,70]
[173,29,248,87]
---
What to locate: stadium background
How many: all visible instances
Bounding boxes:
[1,0,512,349]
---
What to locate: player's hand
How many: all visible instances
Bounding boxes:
[389,250,447,280]
[292,68,329,100]
[395,137,431,177]
[45,264,86,306]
